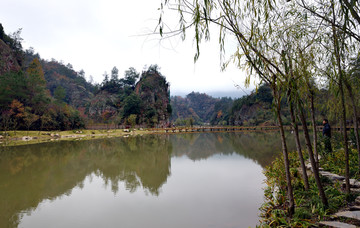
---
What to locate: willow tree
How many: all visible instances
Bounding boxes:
[277,3,326,199]
[292,50,328,204]
[284,66,310,191]
[158,0,329,213]
[275,8,316,191]
[296,0,360,42]
[339,1,360,176]
[305,73,320,166]
[296,0,360,186]
[273,4,327,199]
[335,2,360,175]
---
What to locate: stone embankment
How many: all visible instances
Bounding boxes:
[305,162,360,227]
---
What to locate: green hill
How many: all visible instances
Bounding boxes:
[0,23,171,130]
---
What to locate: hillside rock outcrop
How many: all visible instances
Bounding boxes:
[135,69,171,127]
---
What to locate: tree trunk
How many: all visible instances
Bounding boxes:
[309,92,319,165]
[331,2,350,193]
[298,104,328,207]
[272,82,295,217]
[303,58,319,166]
[277,103,295,216]
[344,81,360,172]
[339,80,350,194]
[290,100,310,190]
[286,51,310,191]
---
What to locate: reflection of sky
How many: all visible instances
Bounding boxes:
[19,154,264,228]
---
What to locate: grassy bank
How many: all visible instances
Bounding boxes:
[0,129,151,147]
[258,134,360,227]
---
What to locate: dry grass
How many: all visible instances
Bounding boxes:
[0,129,151,147]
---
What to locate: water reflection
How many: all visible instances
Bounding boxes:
[171,132,296,167]
[0,132,295,227]
[0,135,172,228]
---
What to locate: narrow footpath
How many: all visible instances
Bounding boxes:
[305,162,360,227]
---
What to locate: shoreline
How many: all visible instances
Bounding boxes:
[0,125,349,147]
[0,129,154,147]
[0,127,287,147]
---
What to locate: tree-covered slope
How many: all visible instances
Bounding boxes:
[229,84,275,126]
[0,24,172,130]
[86,65,172,127]
[170,92,223,125]
[170,84,277,126]
[135,65,172,127]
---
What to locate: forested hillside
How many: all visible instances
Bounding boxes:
[0,25,85,131]
[170,84,276,126]
[88,64,171,127]
[170,92,219,125]
[229,84,276,126]
[171,83,329,127]
[0,24,171,131]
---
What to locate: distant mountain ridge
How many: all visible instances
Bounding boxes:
[171,90,247,99]
[170,84,276,126]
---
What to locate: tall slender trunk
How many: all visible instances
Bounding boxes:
[298,103,328,206]
[276,101,295,216]
[290,99,310,190]
[285,50,310,190]
[344,81,360,172]
[309,91,319,165]
[301,50,319,165]
[332,1,350,193]
[339,80,350,194]
[272,80,295,216]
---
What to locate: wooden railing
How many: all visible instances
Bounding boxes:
[147,125,356,133]
[147,126,285,133]
[85,124,355,132]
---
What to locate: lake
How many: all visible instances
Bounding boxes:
[0,132,297,228]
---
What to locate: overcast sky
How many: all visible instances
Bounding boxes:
[0,0,254,97]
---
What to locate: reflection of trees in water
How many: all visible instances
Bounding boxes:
[170,132,300,167]
[0,135,172,228]
[170,133,232,159]
[228,132,284,167]
[92,136,172,195]
[0,132,300,227]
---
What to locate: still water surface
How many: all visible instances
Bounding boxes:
[0,132,297,228]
